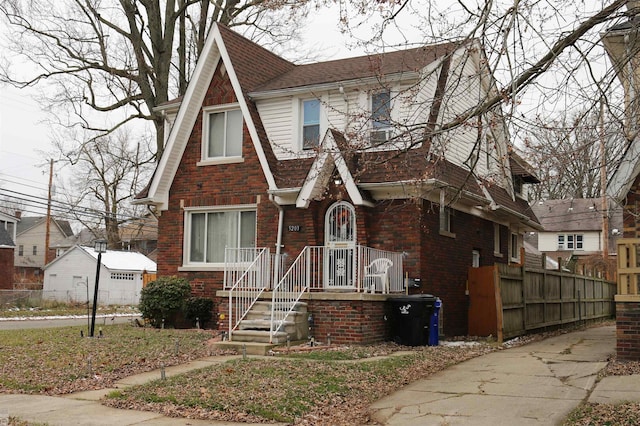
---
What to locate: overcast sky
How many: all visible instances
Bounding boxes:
[0,6,395,217]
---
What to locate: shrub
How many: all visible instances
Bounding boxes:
[139,277,191,328]
[184,297,214,328]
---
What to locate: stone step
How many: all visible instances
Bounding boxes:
[245,309,308,322]
[231,329,289,344]
[253,300,308,312]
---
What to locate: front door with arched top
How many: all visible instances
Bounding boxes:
[324,201,356,289]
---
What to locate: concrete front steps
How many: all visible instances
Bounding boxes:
[212,301,309,355]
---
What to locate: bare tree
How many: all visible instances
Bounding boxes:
[52,128,153,248]
[0,0,311,158]
[332,0,635,178]
[522,108,627,200]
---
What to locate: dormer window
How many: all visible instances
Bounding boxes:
[302,99,320,149]
[370,90,392,145]
[201,104,243,162]
[513,176,524,196]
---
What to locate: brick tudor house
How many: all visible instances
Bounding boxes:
[603,1,640,361]
[136,23,540,344]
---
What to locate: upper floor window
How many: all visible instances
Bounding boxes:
[185,208,256,265]
[32,245,37,256]
[18,245,23,256]
[370,90,391,145]
[513,176,524,196]
[203,106,243,160]
[558,234,583,250]
[302,99,320,150]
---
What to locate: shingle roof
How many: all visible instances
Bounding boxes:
[253,43,459,92]
[17,217,74,237]
[509,151,540,183]
[531,198,620,232]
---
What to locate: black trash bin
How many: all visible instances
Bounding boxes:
[387,294,436,346]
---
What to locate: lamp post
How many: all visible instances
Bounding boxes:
[90,239,108,337]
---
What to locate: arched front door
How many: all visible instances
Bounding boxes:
[324,201,356,289]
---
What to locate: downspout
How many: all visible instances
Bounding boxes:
[269,194,284,286]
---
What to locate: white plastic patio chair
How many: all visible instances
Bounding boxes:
[364,258,393,294]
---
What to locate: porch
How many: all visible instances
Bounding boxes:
[220,245,405,345]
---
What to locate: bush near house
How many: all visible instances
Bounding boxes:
[184,297,214,328]
[139,277,192,328]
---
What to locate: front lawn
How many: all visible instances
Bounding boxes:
[0,324,212,395]
[104,344,494,424]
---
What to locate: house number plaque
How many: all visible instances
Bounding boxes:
[288,225,301,232]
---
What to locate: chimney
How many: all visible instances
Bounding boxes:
[14,211,22,220]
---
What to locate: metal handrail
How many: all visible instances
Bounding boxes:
[226,247,270,340]
[270,246,324,342]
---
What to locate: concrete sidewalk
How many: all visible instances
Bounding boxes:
[369,325,640,425]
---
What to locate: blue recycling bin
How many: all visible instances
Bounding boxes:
[428,298,442,346]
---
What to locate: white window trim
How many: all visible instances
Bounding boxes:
[198,103,244,166]
[493,223,503,257]
[510,232,521,262]
[558,233,584,251]
[294,97,326,153]
[181,204,257,270]
[369,89,394,146]
[438,190,455,238]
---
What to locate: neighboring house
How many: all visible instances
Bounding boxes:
[43,245,157,305]
[528,198,621,275]
[0,211,18,243]
[118,213,158,256]
[135,24,540,341]
[0,226,15,289]
[15,214,74,283]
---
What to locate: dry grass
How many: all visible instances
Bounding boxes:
[563,356,640,426]
[103,342,495,425]
[0,324,214,395]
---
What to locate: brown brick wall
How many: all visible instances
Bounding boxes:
[418,200,508,336]
[307,300,387,344]
[157,61,276,292]
[616,301,640,361]
[0,248,13,289]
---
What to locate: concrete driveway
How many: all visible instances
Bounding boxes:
[370,325,617,425]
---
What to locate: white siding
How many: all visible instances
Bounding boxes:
[43,247,145,305]
[433,51,492,173]
[256,97,294,157]
[538,231,602,252]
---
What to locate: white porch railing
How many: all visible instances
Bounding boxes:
[269,245,404,342]
[225,247,271,340]
[356,246,405,293]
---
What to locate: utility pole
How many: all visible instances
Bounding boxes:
[44,159,54,265]
[599,98,609,279]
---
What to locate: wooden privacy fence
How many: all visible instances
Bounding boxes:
[468,264,616,342]
[142,272,157,288]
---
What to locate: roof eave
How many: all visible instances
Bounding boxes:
[248,71,421,100]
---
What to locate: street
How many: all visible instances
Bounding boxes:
[0,315,141,330]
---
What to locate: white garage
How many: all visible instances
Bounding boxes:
[43,245,156,305]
